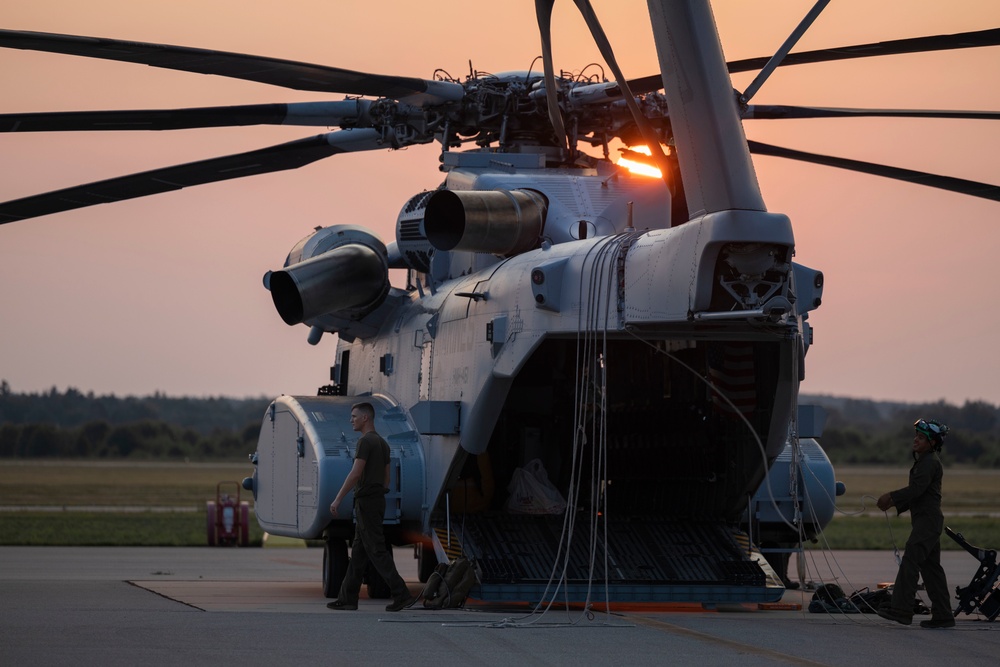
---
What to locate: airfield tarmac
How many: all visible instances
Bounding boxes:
[1,546,997,666]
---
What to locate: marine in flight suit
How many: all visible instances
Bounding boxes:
[876,419,955,628]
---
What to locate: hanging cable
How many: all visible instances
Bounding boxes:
[482,234,630,629]
[621,325,889,624]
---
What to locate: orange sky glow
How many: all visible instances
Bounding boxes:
[0,0,998,405]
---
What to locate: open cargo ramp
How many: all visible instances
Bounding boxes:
[433,513,784,604]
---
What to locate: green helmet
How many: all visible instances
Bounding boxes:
[914,419,949,449]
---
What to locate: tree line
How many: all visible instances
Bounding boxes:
[0,381,268,432]
[0,381,267,460]
[0,419,262,460]
[804,395,1000,467]
[1,381,998,464]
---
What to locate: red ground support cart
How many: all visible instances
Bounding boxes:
[206,481,250,546]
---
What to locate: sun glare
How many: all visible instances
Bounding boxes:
[618,145,663,178]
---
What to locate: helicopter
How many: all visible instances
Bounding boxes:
[1,1,998,604]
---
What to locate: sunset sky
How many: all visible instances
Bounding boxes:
[1,0,998,405]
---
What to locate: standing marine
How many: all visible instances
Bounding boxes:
[876,418,955,628]
[326,402,417,612]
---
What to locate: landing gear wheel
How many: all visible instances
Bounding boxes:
[323,537,349,599]
[417,542,438,583]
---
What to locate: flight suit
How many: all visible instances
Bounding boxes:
[887,449,952,621]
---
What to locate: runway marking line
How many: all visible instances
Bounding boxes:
[629,614,829,667]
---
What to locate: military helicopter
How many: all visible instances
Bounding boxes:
[1,1,998,604]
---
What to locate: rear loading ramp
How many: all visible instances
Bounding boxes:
[432,513,784,604]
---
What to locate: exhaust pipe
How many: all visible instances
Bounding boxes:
[269,243,388,325]
[424,189,546,256]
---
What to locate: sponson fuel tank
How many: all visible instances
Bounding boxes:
[246,394,426,540]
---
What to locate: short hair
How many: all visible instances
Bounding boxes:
[352,402,375,420]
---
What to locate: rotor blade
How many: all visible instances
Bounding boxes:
[0,100,374,132]
[570,0,670,178]
[535,0,568,152]
[0,129,386,224]
[0,29,464,105]
[744,105,1000,121]
[624,28,1000,93]
[728,28,1000,73]
[747,140,1000,202]
[0,99,371,132]
[620,73,663,95]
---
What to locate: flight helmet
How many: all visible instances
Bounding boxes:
[914,419,949,451]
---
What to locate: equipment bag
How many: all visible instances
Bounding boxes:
[848,587,890,613]
[422,558,478,609]
[808,583,859,613]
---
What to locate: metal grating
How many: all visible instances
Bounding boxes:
[444,513,764,588]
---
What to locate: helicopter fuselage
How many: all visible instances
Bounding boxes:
[249,151,820,579]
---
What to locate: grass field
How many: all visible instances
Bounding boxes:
[1,461,997,548]
[0,460,254,507]
[0,461,264,546]
[806,465,1000,551]
[831,466,1000,514]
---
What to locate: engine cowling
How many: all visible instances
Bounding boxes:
[424,189,547,257]
[393,191,436,273]
[266,225,390,326]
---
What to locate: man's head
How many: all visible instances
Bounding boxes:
[350,402,376,433]
[913,418,949,453]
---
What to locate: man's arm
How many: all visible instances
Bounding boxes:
[384,463,390,489]
[330,458,366,517]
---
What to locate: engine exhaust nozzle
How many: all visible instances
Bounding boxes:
[424,189,546,257]
[269,243,388,325]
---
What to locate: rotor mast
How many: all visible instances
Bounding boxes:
[646,0,766,217]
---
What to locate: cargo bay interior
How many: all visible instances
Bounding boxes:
[439,336,784,597]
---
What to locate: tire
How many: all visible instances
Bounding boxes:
[206,501,217,546]
[417,542,438,583]
[323,538,349,599]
